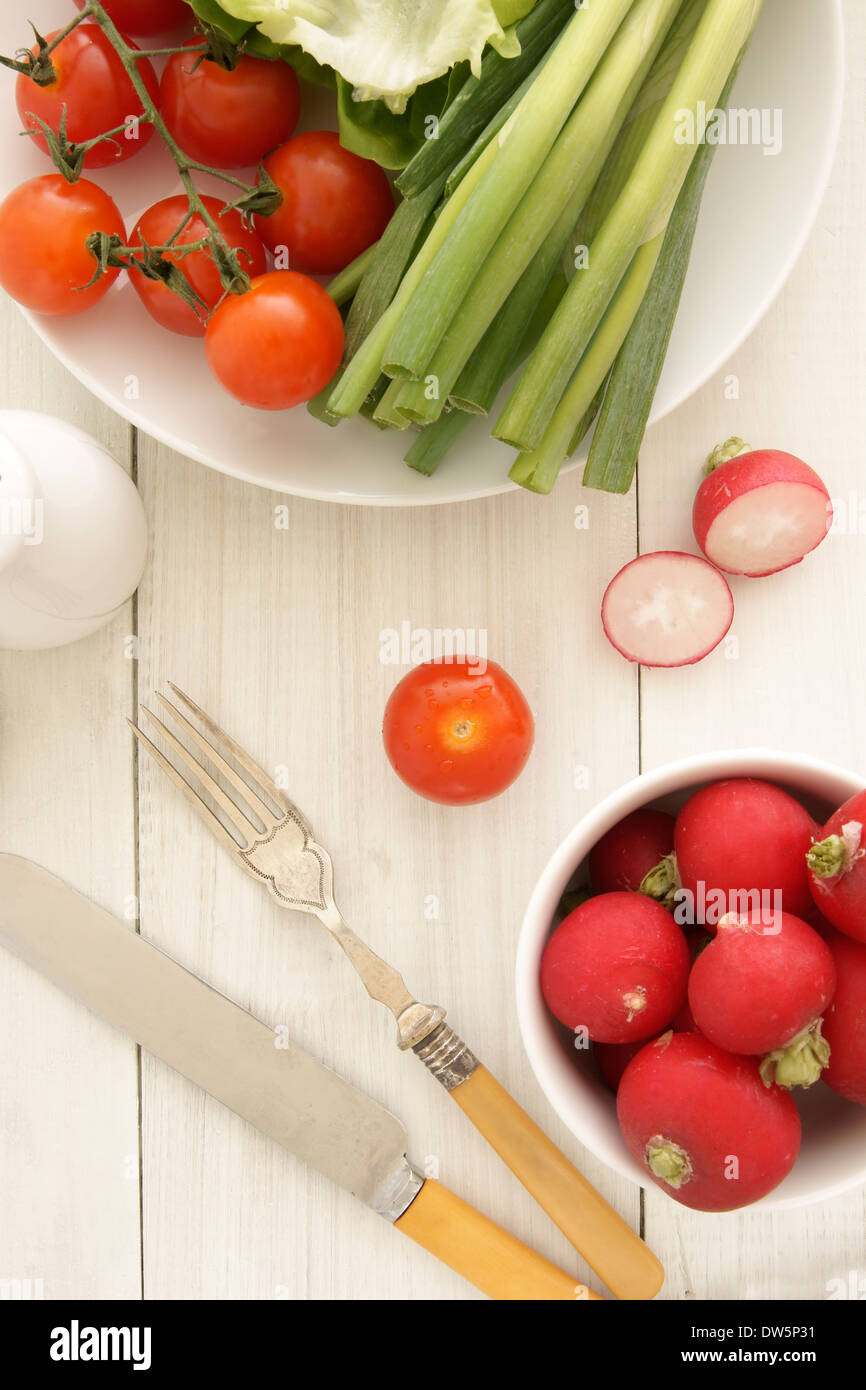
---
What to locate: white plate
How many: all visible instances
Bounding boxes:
[0,1,844,505]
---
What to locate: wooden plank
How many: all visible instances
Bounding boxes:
[133,441,639,1298]
[637,3,866,1299]
[0,303,142,1299]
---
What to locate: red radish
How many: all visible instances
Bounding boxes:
[595,1037,658,1092]
[540,892,689,1044]
[687,909,835,1087]
[601,551,733,668]
[806,789,866,944]
[693,437,833,578]
[821,929,866,1106]
[671,929,710,1033]
[617,1032,801,1211]
[588,808,676,900]
[674,778,818,925]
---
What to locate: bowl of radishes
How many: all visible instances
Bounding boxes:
[516,749,866,1212]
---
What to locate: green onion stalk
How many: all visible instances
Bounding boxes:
[381,0,637,382]
[396,0,576,199]
[582,49,747,492]
[510,233,665,491]
[494,0,764,453]
[325,134,502,418]
[387,0,687,429]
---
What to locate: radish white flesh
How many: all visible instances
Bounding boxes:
[602,551,734,667]
[693,446,832,577]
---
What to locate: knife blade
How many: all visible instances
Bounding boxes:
[0,855,599,1301]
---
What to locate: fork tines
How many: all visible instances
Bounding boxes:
[128,683,299,854]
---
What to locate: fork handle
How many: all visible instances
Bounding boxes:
[413,1026,663,1301]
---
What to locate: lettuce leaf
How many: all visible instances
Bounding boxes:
[213,0,519,111]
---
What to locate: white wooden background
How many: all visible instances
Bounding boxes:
[0,3,864,1303]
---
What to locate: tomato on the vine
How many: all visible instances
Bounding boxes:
[204,271,344,410]
[160,42,300,170]
[256,131,394,274]
[382,661,535,806]
[0,175,125,316]
[16,25,159,169]
[128,195,266,337]
[74,0,193,37]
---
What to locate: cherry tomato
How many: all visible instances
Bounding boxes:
[160,42,300,170]
[205,271,344,410]
[128,195,266,337]
[256,131,394,274]
[16,25,159,170]
[382,660,535,806]
[74,0,193,36]
[0,175,125,317]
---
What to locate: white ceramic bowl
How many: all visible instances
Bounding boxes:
[516,749,866,1210]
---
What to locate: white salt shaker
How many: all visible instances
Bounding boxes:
[0,411,148,650]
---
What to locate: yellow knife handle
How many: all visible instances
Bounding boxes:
[412,1027,663,1301]
[451,1065,664,1300]
[395,1179,601,1301]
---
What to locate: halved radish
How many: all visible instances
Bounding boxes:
[601,551,733,667]
[693,437,833,578]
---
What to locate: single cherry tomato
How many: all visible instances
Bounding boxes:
[256,131,394,274]
[204,271,344,410]
[0,175,125,317]
[160,42,300,170]
[382,660,534,806]
[128,195,266,337]
[16,25,159,170]
[74,0,193,36]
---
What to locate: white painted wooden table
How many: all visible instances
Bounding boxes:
[1,4,864,1303]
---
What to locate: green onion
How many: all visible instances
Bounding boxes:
[374,378,415,429]
[382,0,637,382]
[385,0,686,427]
[326,134,502,419]
[396,0,576,199]
[583,52,746,492]
[326,243,378,308]
[343,180,441,360]
[443,56,545,199]
[452,265,569,415]
[404,409,475,477]
[574,0,710,253]
[510,235,664,492]
[494,0,764,452]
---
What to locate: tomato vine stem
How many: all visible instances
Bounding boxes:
[3,1,283,301]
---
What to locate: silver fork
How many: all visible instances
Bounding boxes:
[128,684,665,1301]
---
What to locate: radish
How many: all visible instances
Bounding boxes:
[588,807,676,903]
[806,789,866,944]
[595,1037,657,1092]
[674,778,819,925]
[671,928,710,1033]
[540,892,689,1044]
[601,551,733,668]
[687,909,836,1088]
[693,437,833,578]
[617,1032,801,1211]
[821,929,866,1106]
